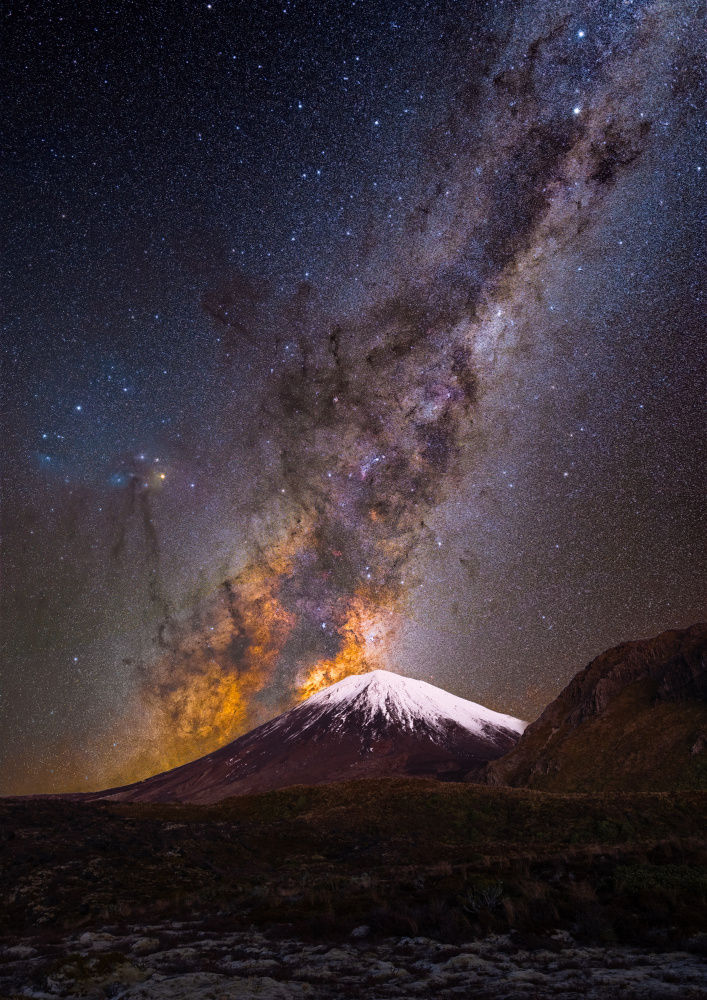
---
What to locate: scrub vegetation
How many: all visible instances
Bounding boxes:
[2,779,706,949]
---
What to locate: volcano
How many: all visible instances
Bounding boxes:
[83,670,526,804]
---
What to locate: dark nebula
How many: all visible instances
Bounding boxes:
[2,0,705,793]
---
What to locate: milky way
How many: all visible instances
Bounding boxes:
[2,0,705,793]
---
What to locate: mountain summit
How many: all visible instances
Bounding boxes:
[85,670,526,804]
[296,670,525,741]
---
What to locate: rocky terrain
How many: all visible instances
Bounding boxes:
[4,921,707,999]
[2,783,707,997]
[486,623,707,792]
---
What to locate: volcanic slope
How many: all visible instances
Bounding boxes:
[486,622,707,793]
[82,671,526,804]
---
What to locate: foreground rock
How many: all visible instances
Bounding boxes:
[4,923,707,999]
[486,623,707,792]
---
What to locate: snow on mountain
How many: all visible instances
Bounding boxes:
[296,669,526,737]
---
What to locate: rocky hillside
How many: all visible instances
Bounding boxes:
[485,623,707,792]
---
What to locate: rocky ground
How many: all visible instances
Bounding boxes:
[3,789,706,998]
[2,922,707,999]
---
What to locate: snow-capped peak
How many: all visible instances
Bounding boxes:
[301,669,526,737]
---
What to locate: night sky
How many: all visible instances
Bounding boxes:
[2,0,705,795]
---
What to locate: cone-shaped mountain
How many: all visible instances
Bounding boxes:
[82,670,526,804]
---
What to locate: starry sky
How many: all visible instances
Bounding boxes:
[2,0,705,795]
